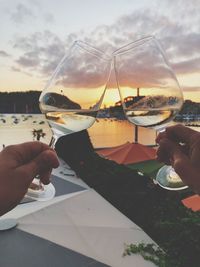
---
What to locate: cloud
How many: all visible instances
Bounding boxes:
[88,8,200,86]
[87,9,186,52]
[11,66,34,77]
[57,52,111,89]
[11,66,21,72]
[182,86,200,92]
[16,53,39,68]
[173,57,200,75]
[10,2,55,26]
[12,4,200,90]
[44,13,55,24]
[0,50,10,57]
[163,33,200,62]
[13,31,69,77]
[11,4,35,24]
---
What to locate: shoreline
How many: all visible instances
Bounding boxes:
[0,114,199,151]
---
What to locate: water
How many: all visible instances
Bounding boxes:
[0,114,199,150]
[88,118,156,148]
[0,114,52,149]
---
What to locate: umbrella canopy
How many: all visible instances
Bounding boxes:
[97,142,157,165]
[182,194,200,212]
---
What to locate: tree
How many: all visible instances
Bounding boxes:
[32,129,46,141]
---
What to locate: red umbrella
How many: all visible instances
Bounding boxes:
[182,195,200,212]
[97,142,157,165]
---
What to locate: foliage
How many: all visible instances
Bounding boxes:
[178,99,200,116]
[123,243,178,267]
[32,128,46,141]
[0,91,41,113]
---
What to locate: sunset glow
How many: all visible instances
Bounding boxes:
[0,0,199,103]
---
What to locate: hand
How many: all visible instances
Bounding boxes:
[0,142,59,216]
[156,124,200,194]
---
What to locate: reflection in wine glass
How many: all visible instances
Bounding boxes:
[113,36,187,190]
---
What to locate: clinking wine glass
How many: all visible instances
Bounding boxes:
[113,36,187,190]
[37,40,111,192]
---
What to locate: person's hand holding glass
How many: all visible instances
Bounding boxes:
[113,36,186,190]
[156,124,200,194]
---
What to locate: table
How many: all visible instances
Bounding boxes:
[0,159,156,267]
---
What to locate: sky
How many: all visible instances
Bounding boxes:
[0,0,200,103]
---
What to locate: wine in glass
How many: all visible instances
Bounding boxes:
[113,36,187,190]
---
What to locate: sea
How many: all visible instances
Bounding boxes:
[0,114,199,150]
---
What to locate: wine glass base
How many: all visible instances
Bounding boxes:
[156,165,188,191]
[25,178,56,201]
[0,218,17,231]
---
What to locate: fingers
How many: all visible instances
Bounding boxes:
[16,149,59,185]
[156,138,188,166]
[156,137,200,193]
[38,169,52,185]
[173,153,200,193]
[156,130,167,144]
[156,125,199,146]
[165,124,199,144]
[2,141,59,166]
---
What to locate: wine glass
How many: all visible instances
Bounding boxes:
[37,40,111,190]
[113,36,187,190]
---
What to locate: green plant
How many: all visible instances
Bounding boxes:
[32,128,46,141]
[123,243,180,267]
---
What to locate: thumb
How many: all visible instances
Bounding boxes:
[161,138,191,176]
[172,151,198,190]
[157,137,183,165]
[157,138,199,192]
[16,150,59,184]
[166,124,198,144]
[157,137,189,173]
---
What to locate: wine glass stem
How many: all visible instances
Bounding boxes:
[36,135,57,182]
[49,136,57,149]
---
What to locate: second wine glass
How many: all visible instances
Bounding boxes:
[113,36,186,190]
